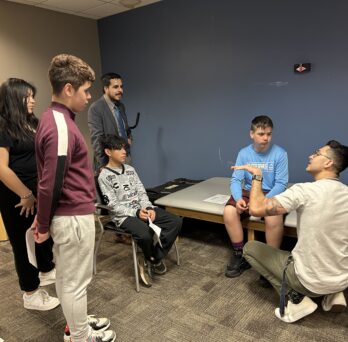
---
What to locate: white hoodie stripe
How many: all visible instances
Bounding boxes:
[53,110,68,156]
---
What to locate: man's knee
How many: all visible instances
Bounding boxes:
[243,240,264,258]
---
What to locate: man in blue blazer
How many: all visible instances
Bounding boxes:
[88,73,132,172]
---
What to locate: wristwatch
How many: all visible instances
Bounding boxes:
[252,174,263,182]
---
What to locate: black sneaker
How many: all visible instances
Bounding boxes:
[152,260,167,275]
[259,275,272,288]
[225,255,251,278]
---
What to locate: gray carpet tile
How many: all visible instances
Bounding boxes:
[0,221,347,341]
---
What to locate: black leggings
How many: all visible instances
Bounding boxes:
[0,184,54,292]
[120,207,182,262]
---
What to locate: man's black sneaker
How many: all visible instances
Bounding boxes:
[152,260,167,275]
[225,255,251,278]
[259,275,272,288]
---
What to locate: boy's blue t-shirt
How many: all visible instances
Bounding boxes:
[231,143,288,201]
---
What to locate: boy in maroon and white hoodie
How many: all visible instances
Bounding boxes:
[33,54,116,342]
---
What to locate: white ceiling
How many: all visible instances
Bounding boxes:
[5,0,162,19]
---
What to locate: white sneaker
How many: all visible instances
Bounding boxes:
[63,315,111,341]
[23,289,60,311]
[86,329,116,342]
[322,292,347,312]
[39,268,56,286]
[87,315,111,331]
[275,296,318,323]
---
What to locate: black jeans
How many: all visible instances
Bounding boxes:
[0,183,54,292]
[120,207,182,262]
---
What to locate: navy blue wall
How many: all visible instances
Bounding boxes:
[98,0,348,187]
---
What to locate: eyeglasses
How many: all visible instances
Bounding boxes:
[311,149,332,160]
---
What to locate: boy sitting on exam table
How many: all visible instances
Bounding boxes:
[98,134,182,287]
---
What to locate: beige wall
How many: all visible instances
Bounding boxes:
[0,0,102,156]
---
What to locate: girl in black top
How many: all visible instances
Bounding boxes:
[0,78,59,310]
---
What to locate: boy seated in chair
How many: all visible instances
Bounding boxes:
[98,134,182,287]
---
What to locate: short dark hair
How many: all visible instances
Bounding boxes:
[251,115,273,131]
[101,73,122,91]
[48,54,95,95]
[100,134,127,155]
[326,140,348,174]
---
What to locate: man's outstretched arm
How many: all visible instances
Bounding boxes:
[232,165,288,217]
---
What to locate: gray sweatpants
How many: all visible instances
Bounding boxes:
[50,214,95,342]
[243,240,319,298]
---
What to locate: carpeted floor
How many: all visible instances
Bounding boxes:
[0,219,347,342]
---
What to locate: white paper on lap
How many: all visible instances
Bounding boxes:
[148,218,163,248]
